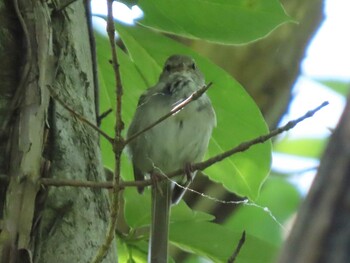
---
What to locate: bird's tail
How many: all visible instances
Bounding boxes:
[148,180,171,263]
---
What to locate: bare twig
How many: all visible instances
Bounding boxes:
[91,0,124,262]
[227,231,246,263]
[41,101,329,190]
[124,82,213,145]
[85,0,101,128]
[191,101,329,172]
[48,86,114,144]
[97,108,113,125]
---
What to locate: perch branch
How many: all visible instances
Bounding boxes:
[41,101,329,190]
[192,101,329,171]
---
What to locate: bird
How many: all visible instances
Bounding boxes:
[126,54,216,263]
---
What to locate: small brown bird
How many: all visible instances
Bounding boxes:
[127,54,216,263]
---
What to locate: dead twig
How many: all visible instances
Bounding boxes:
[227,231,246,263]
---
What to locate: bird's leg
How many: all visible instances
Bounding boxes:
[171,162,196,204]
[183,162,195,183]
[150,171,164,196]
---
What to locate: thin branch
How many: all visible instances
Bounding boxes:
[124,82,213,145]
[97,108,113,126]
[227,231,246,263]
[192,101,330,172]
[47,86,114,144]
[41,101,329,190]
[91,0,124,262]
[85,0,101,128]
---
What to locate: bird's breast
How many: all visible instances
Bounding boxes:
[143,99,213,173]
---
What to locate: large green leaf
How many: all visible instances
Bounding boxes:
[115,23,271,200]
[137,0,292,44]
[123,188,152,229]
[170,221,278,262]
[123,187,214,229]
[225,177,301,247]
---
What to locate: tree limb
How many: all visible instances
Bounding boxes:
[41,101,329,190]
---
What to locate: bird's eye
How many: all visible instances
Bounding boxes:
[191,63,196,70]
[165,65,171,72]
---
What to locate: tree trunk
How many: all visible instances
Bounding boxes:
[0,0,117,262]
[277,94,350,263]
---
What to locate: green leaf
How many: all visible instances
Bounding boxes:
[96,22,272,200]
[124,188,152,229]
[170,221,278,263]
[225,177,301,247]
[123,187,215,229]
[118,239,148,263]
[171,201,215,222]
[115,23,271,200]
[137,0,292,44]
[316,79,350,97]
[274,137,327,158]
[119,0,139,8]
[117,239,131,262]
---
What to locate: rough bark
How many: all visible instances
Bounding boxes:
[0,0,22,216]
[0,0,52,261]
[278,94,350,263]
[0,0,116,262]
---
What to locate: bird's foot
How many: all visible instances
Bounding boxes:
[183,162,195,183]
[151,172,164,196]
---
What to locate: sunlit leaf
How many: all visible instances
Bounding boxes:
[137,0,292,44]
[95,20,274,200]
[114,23,271,200]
